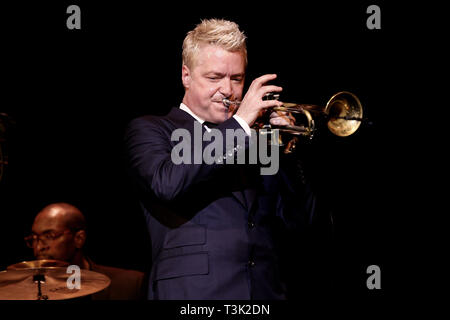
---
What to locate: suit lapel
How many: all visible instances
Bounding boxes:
[232,190,247,209]
[231,188,257,213]
[244,188,257,213]
[233,166,259,212]
[169,107,259,211]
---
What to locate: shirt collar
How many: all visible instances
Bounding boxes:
[180,103,214,132]
[179,103,205,124]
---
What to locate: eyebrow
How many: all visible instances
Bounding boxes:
[231,73,245,79]
[32,229,56,235]
[205,72,245,78]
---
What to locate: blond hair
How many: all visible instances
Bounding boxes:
[182,19,247,69]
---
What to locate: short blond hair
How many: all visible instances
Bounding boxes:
[182,19,247,69]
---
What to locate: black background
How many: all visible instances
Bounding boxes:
[0,0,423,308]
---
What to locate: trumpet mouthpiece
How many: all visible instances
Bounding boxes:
[222,98,241,108]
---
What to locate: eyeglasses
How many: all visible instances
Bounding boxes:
[24,230,73,248]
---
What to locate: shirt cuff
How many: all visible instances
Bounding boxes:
[233,115,252,136]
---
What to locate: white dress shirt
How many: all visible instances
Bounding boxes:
[179,103,251,136]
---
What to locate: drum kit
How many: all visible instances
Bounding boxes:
[0,259,111,300]
[1,114,110,300]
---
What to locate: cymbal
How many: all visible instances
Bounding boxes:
[7,259,69,270]
[0,265,111,300]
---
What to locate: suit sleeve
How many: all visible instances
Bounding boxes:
[274,154,334,230]
[266,153,317,229]
[125,117,249,202]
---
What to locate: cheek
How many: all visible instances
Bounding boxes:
[55,241,75,258]
[206,85,219,97]
[52,242,66,254]
[192,80,216,99]
[198,79,219,96]
[233,84,244,98]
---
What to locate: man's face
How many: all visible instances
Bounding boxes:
[31,213,77,262]
[182,44,245,123]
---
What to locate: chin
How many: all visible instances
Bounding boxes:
[215,114,233,124]
[214,108,233,121]
[212,102,227,111]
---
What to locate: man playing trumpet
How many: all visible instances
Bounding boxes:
[125,18,323,300]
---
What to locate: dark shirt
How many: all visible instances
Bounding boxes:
[87,258,147,300]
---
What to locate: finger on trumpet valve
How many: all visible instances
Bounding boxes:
[263,92,280,101]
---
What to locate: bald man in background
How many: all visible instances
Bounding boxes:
[25,202,146,300]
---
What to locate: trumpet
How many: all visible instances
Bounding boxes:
[222,91,364,153]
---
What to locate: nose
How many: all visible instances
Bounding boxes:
[35,239,48,255]
[219,78,233,98]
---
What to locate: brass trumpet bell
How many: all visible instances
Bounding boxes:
[324,91,363,137]
[272,91,363,138]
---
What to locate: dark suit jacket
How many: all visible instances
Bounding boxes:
[125,107,317,300]
[88,258,146,300]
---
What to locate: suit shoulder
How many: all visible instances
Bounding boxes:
[125,114,174,142]
[126,106,190,131]
[126,107,194,131]
[127,114,168,129]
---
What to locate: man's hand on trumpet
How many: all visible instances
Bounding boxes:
[235,74,290,127]
[269,110,296,126]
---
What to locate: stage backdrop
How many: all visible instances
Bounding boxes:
[1,1,408,298]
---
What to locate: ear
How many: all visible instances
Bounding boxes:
[181,64,192,89]
[73,230,86,249]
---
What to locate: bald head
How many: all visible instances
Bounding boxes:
[31,202,87,263]
[34,202,86,232]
